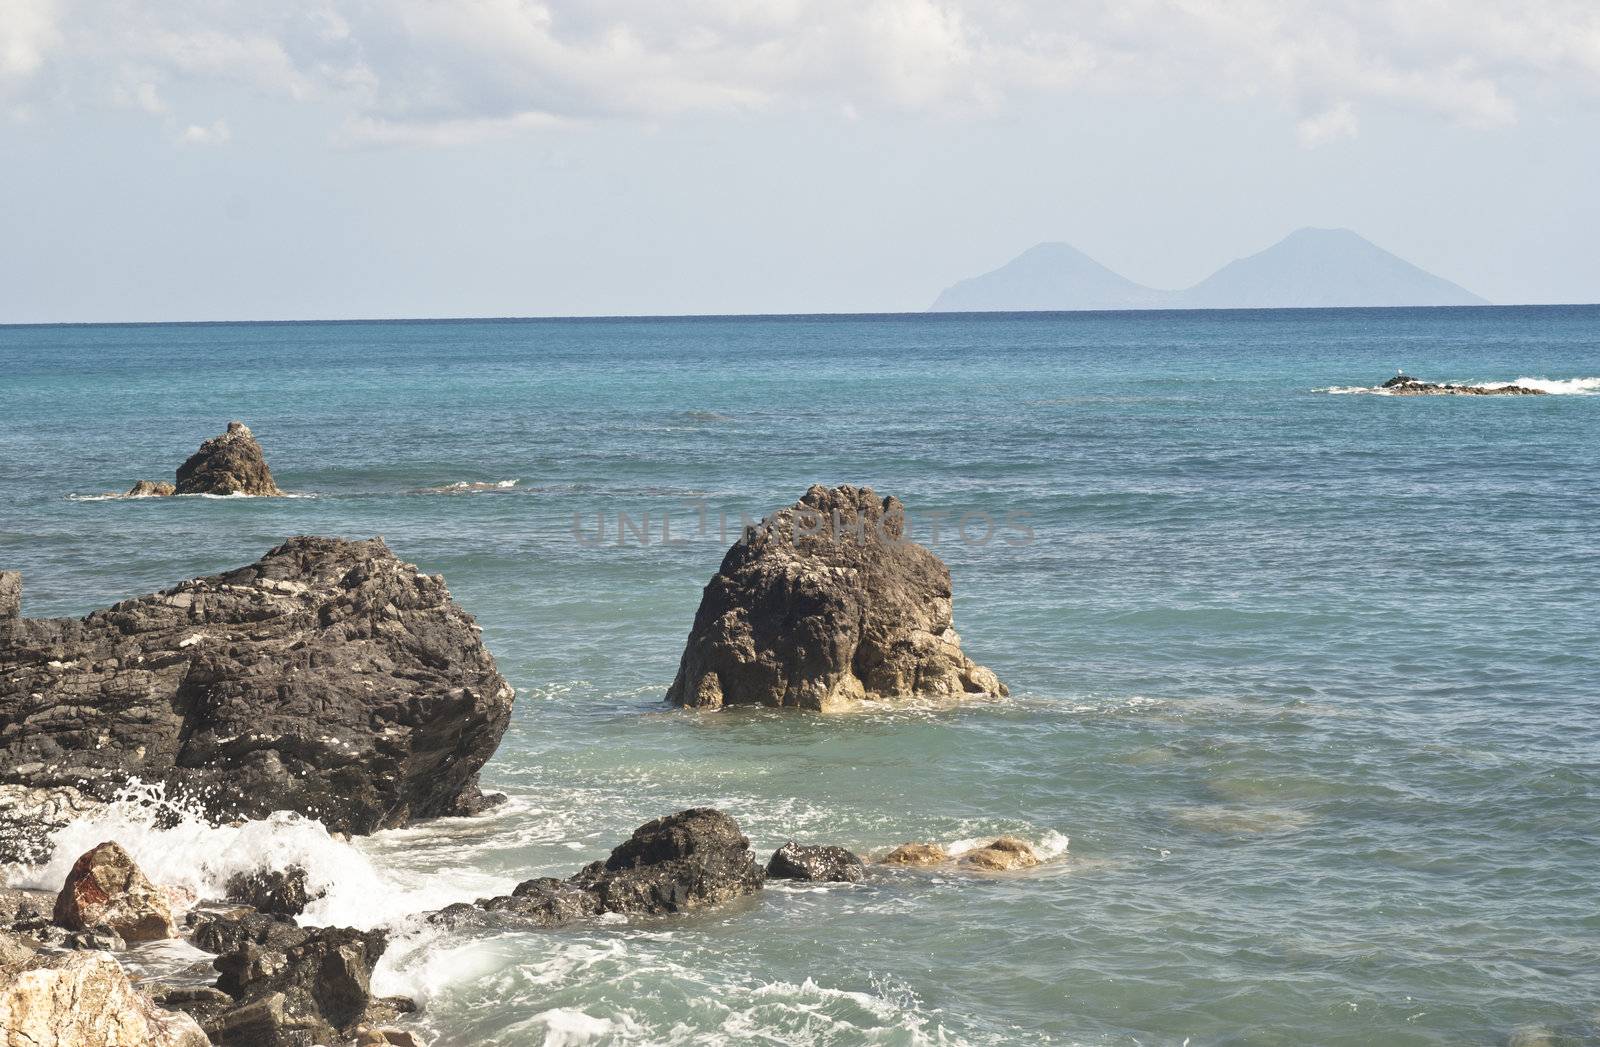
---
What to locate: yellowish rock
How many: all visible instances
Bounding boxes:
[959,836,1040,871]
[878,842,949,867]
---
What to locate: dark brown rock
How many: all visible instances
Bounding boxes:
[766,841,866,883]
[667,484,1006,711]
[52,840,178,942]
[184,911,390,1047]
[175,421,284,496]
[224,867,321,918]
[0,537,514,864]
[433,808,764,931]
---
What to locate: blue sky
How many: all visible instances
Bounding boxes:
[2,0,1598,321]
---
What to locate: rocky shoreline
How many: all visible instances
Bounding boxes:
[3,474,1045,1046]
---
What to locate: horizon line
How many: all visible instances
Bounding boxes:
[5,301,1600,330]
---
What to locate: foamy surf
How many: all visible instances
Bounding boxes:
[415,479,521,494]
[6,781,507,931]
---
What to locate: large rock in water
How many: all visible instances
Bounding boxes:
[174,421,283,496]
[0,537,514,864]
[666,484,1006,711]
[433,808,765,931]
[52,841,178,942]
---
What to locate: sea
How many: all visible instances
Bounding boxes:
[1,306,1597,1046]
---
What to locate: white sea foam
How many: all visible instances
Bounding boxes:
[6,781,506,930]
[944,829,1070,862]
[416,479,521,494]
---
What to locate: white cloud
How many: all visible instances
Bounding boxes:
[180,118,230,144]
[1297,101,1359,147]
[3,0,1599,144]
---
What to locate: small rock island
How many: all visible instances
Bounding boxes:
[667,484,1007,711]
[1380,374,1545,396]
[124,420,284,497]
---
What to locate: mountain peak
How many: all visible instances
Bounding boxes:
[929,229,1486,312]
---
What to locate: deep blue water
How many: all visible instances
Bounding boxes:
[2,307,1598,1046]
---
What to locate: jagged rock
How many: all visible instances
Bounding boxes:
[0,537,514,865]
[878,843,949,867]
[0,929,37,973]
[356,1028,425,1047]
[53,841,178,942]
[174,422,284,496]
[667,484,1007,711]
[128,480,178,497]
[224,867,320,918]
[181,912,388,1047]
[0,949,211,1046]
[1380,374,1545,395]
[766,842,866,883]
[959,836,1041,871]
[433,808,764,931]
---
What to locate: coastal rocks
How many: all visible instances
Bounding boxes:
[0,949,211,1047]
[435,808,765,931]
[878,843,949,868]
[128,480,178,497]
[174,422,283,496]
[1380,373,1546,395]
[766,842,866,883]
[52,841,178,942]
[0,536,514,864]
[666,484,1007,711]
[223,867,319,918]
[179,911,395,1047]
[959,837,1041,871]
[572,808,766,915]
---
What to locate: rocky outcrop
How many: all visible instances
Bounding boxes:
[0,949,211,1047]
[53,841,178,942]
[0,572,19,620]
[175,422,283,496]
[959,837,1041,871]
[433,808,765,931]
[160,909,401,1047]
[1380,374,1545,395]
[667,484,1006,711]
[766,842,866,883]
[128,480,178,497]
[0,537,514,864]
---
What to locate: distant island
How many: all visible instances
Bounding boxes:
[929,228,1488,312]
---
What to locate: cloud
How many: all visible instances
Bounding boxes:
[3,0,1599,144]
[180,118,230,144]
[1297,101,1359,147]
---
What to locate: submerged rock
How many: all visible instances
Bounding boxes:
[0,536,514,864]
[128,479,178,497]
[667,484,1007,711]
[175,421,284,496]
[959,836,1041,871]
[878,842,949,867]
[52,841,178,942]
[434,808,765,931]
[0,949,210,1047]
[766,842,866,883]
[1380,374,1545,395]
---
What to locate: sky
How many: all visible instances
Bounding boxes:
[2,0,1599,322]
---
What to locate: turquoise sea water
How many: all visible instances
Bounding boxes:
[2,307,1598,1046]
